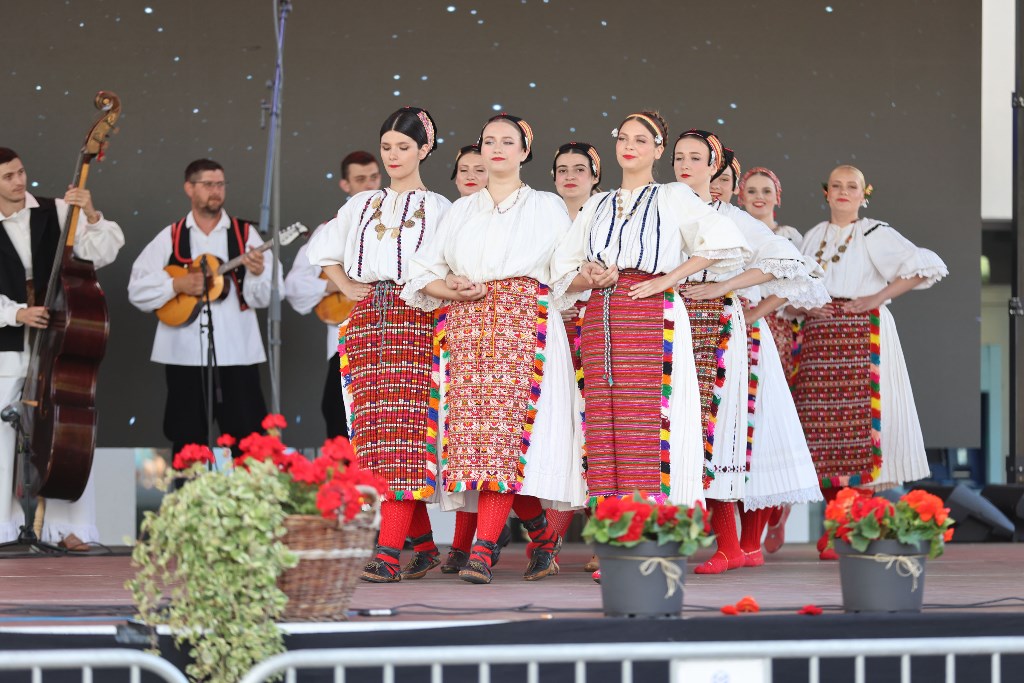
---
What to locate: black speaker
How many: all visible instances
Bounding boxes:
[941,484,1015,542]
[980,484,1024,542]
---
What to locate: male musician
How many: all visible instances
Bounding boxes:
[0,147,124,546]
[284,151,381,438]
[128,159,282,459]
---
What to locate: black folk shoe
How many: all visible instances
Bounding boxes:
[524,535,562,581]
[361,545,402,583]
[401,550,441,579]
[459,539,499,584]
[440,548,470,574]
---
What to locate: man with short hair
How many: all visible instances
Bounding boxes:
[0,147,124,546]
[285,151,381,438]
[128,159,282,459]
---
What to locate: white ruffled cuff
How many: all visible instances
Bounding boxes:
[400,277,445,312]
[550,270,584,311]
[896,249,948,289]
[695,247,748,274]
[754,258,831,309]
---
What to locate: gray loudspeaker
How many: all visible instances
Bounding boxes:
[943,484,1015,542]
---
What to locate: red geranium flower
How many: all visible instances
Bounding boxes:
[172,444,215,470]
[261,414,288,432]
[216,434,236,448]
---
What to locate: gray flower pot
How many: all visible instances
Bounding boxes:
[593,540,687,618]
[835,539,928,613]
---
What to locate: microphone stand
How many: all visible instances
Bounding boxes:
[258,0,292,415]
[198,257,220,463]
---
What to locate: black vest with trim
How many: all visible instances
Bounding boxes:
[167,215,252,310]
[0,197,61,352]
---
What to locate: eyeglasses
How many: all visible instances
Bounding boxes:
[190,180,228,190]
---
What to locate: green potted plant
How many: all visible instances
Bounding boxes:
[582,494,714,618]
[824,487,955,613]
[128,416,386,683]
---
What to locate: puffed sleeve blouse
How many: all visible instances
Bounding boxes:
[799,217,947,299]
[401,185,572,311]
[306,188,452,284]
[714,201,829,309]
[549,181,751,305]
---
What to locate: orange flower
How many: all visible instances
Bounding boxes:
[736,596,760,613]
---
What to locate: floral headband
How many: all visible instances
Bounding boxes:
[416,110,435,150]
[611,113,666,146]
[740,167,783,208]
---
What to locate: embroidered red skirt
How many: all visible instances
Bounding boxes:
[764,314,797,383]
[791,301,882,488]
[677,284,735,482]
[338,282,438,500]
[580,270,674,500]
[441,277,549,493]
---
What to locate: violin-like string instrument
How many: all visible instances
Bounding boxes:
[20,91,121,501]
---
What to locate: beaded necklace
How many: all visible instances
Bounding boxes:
[814,221,857,271]
[356,189,427,278]
[493,182,526,214]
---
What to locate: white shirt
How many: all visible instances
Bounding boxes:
[284,225,336,360]
[402,185,571,311]
[127,210,282,366]
[550,182,750,305]
[0,193,125,377]
[800,218,947,299]
[711,201,829,309]
[306,189,452,284]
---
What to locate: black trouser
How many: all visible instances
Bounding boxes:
[163,364,268,458]
[321,352,348,439]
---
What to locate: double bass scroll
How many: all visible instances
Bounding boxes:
[19,91,121,501]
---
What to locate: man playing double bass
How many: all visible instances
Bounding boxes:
[0,147,124,547]
[128,159,282,461]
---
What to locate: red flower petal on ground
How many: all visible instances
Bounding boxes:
[720,604,739,615]
[797,604,823,616]
[736,596,760,613]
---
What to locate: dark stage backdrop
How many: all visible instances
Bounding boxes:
[4,0,980,449]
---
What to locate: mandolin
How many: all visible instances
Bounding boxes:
[156,221,307,327]
[20,91,120,501]
[313,272,357,324]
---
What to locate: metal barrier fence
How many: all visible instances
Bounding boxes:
[238,636,1024,683]
[0,649,188,682]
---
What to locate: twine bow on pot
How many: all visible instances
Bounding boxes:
[854,552,924,592]
[636,556,687,598]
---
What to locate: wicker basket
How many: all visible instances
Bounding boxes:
[277,487,379,621]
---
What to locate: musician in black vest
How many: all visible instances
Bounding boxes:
[0,147,124,545]
[128,159,282,460]
[284,151,381,439]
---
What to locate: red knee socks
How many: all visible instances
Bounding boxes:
[408,502,438,555]
[471,491,515,566]
[695,500,744,574]
[451,510,478,552]
[514,495,559,551]
[376,500,416,566]
[739,506,769,566]
[546,509,576,539]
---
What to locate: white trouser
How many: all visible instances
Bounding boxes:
[0,376,27,542]
[0,375,98,544]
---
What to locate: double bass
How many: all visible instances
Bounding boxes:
[19,91,121,501]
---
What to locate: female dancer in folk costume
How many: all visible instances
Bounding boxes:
[669,130,751,573]
[791,165,946,560]
[441,144,516,575]
[683,147,827,572]
[737,166,803,553]
[307,107,452,583]
[551,111,749,520]
[709,149,741,205]
[452,143,487,198]
[549,141,603,573]
[403,113,587,584]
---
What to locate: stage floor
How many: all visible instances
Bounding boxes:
[1,542,1021,626]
